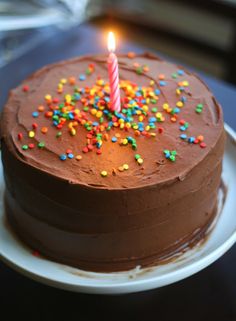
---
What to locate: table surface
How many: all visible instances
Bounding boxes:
[0,23,236,321]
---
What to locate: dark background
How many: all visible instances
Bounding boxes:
[0,2,236,320]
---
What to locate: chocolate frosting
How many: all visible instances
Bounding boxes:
[0,53,225,272]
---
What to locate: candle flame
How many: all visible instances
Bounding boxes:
[108,31,116,52]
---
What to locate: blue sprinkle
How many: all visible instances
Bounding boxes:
[92,122,99,126]
[180,126,186,131]
[111,137,117,143]
[74,93,81,100]
[59,154,67,161]
[104,97,110,102]
[68,153,74,159]
[155,89,161,95]
[181,96,187,103]
[149,117,157,123]
[173,107,180,114]
[177,69,184,76]
[32,111,39,118]
[159,81,167,87]
[79,74,86,81]
[164,151,171,158]
[180,134,187,140]
[188,137,195,143]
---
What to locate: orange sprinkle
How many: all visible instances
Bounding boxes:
[41,127,48,134]
[197,135,204,142]
[69,77,76,85]
[76,155,82,160]
[127,52,136,58]
[38,105,45,112]
[159,74,165,80]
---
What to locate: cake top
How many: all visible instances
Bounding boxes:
[1,53,223,189]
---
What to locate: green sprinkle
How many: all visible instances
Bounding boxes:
[56,131,62,138]
[86,68,91,75]
[172,73,178,79]
[136,67,143,75]
[170,155,176,162]
[22,145,28,150]
[135,154,141,160]
[38,142,45,148]
[152,107,158,113]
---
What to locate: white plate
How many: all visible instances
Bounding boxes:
[0,124,236,295]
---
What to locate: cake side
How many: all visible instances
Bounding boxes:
[0,53,225,271]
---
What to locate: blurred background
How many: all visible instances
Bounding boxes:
[1,0,236,84]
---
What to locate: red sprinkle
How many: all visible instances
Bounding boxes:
[17,133,23,140]
[32,123,38,129]
[158,127,164,134]
[200,142,207,148]
[28,143,35,149]
[66,149,72,154]
[22,85,29,92]
[82,147,89,153]
[87,144,93,151]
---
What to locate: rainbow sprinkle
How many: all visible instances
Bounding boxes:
[18,57,208,178]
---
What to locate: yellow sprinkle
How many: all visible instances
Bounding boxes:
[176,89,181,95]
[45,94,51,101]
[137,158,143,165]
[126,123,131,129]
[143,105,149,112]
[96,110,103,118]
[101,170,107,177]
[145,125,150,131]
[163,103,169,110]
[91,108,97,115]
[150,80,154,86]
[183,81,189,87]
[123,164,129,170]
[156,112,162,118]
[118,166,124,172]
[60,78,67,84]
[176,101,184,107]
[70,128,76,136]
[139,116,144,122]
[28,131,35,138]
[122,138,128,145]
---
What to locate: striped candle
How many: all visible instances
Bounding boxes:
[107,32,121,113]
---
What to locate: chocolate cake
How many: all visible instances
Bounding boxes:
[0,53,225,272]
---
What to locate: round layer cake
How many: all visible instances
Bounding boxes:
[0,53,225,272]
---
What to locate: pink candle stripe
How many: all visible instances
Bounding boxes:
[108,52,121,112]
